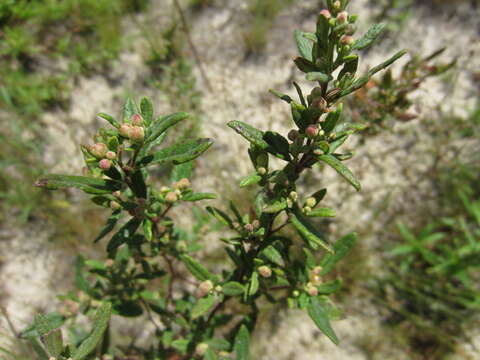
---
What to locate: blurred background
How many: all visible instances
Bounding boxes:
[0,0,479,359]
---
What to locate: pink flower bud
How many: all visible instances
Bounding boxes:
[119,124,133,138]
[305,125,319,139]
[106,151,116,160]
[89,143,108,158]
[258,266,272,278]
[195,343,209,356]
[99,159,111,170]
[165,192,178,203]
[320,9,331,19]
[337,11,348,24]
[129,126,145,142]
[131,113,143,126]
[110,200,121,210]
[198,280,214,297]
[340,35,354,45]
[306,282,318,296]
[252,219,260,229]
[244,223,254,232]
[105,259,115,267]
[174,178,191,190]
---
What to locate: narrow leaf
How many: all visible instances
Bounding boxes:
[306,208,336,218]
[35,174,119,193]
[294,30,314,62]
[222,282,245,296]
[234,324,250,360]
[307,297,339,345]
[306,72,330,83]
[320,233,357,275]
[318,154,361,191]
[140,97,153,125]
[180,255,214,281]
[106,217,141,253]
[239,173,262,188]
[352,23,386,51]
[97,113,119,128]
[291,209,333,253]
[192,295,215,319]
[139,138,213,166]
[146,112,189,143]
[182,192,217,201]
[227,121,269,149]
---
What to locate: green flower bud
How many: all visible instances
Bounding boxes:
[305,197,317,208]
[258,265,272,278]
[289,191,298,201]
[257,167,267,175]
[252,219,260,229]
[303,206,312,214]
[195,343,209,356]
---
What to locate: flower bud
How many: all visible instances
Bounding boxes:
[106,151,116,160]
[311,97,327,111]
[306,282,318,296]
[258,265,272,278]
[305,197,317,208]
[252,219,260,229]
[99,159,111,170]
[346,24,356,35]
[244,223,254,232]
[292,290,300,297]
[319,130,325,137]
[312,266,323,275]
[288,129,299,141]
[177,240,187,252]
[198,280,214,297]
[112,191,121,198]
[320,9,331,19]
[89,143,108,158]
[289,191,298,201]
[165,192,178,203]
[311,274,321,285]
[174,178,191,190]
[105,259,115,267]
[337,11,348,24]
[340,35,354,45]
[313,149,323,156]
[257,167,267,175]
[160,186,170,193]
[110,200,121,210]
[215,285,223,293]
[129,126,145,142]
[195,343,209,356]
[305,125,319,139]
[303,206,312,214]
[333,0,341,9]
[119,124,133,138]
[131,113,143,126]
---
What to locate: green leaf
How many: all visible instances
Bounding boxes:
[317,280,342,295]
[320,233,357,275]
[234,324,250,360]
[261,246,283,266]
[143,218,153,242]
[28,338,49,360]
[318,154,361,191]
[106,217,141,253]
[180,255,214,281]
[306,72,330,83]
[307,297,339,345]
[263,131,291,161]
[206,206,233,227]
[130,169,147,198]
[123,98,138,122]
[191,295,215,319]
[294,30,314,62]
[239,173,262,188]
[146,112,189,143]
[291,209,333,253]
[72,302,111,360]
[34,174,119,193]
[227,121,269,150]
[263,196,287,214]
[248,271,259,296]
[171,161,193,182]
[94,211,121,243]
[182,192,217,201]
[139,138,214,166]
[368,50,407,77]
[140,97,153,125]
[44,329,63,357]
[352,23,386,51]
[97,112,119,128]
[306,208,336,218]
[114,300,143,317]
[205,347,218,360]
[171,339,189,354]
[269,89,293,103]
[222,282,245,296]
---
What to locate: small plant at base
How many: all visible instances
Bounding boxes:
[32,1,405,358]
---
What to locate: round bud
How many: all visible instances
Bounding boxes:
[312,266,323,275]
[252,219,260,229]
[305,125,319,139]
[215,285,223,293]
[257,167,267,176]
[319,9,331,19]
[195,343,209,356]
[105,259,115,267]
[319,130,325,137]
[346,24,356,35]
[311,97,327,111]
[303,206,312,214]
[165,192,178,203]
[313,149,323,156]
[258,265,272,278]
[337,11,348,24]
[112,191,121,198]
[198,280,214,297]
[333,0,341,9]
[160,186,170,193]
[292,290,300,297]
[244,223,254,233]
[311,274,321,285]
[119,124,133,138]
[288,129,299,141]
[305,197,317,208]
[99,159,111,170]
[177,240,187,252]
[110,201,121,210]
[106,151,116,160]
[289,191,298,201]
[131,113,143,126]
[129,126,145,142]
[340,35,354,45]
[306,282,319,297]
[174,178,191,190]
[90,143,108,158]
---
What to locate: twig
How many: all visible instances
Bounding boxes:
[172,0,213,92]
